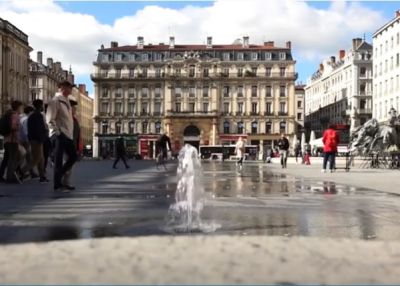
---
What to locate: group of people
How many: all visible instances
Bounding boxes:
[0,80,81,192]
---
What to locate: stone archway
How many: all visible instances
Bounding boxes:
[183,125,201,149]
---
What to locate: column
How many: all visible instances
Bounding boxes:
[212,118,217,145]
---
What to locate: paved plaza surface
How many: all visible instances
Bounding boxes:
[0,159,400,243]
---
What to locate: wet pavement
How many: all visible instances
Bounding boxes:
[0,160,400,243]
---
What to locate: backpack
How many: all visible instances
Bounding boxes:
[0,111,12,136]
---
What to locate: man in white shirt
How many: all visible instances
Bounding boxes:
[46,80,77,192]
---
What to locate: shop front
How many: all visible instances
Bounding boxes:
[97,134,138,159]
[139,134,160,159]
[219,134,248,145]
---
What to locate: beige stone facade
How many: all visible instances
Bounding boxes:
[0,18,31,115]
[72,84,94,149]
[92,37,297,158]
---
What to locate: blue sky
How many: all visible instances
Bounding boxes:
[3,0,398,95]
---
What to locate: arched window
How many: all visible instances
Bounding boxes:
[251,121,258,134]
[280,121,286,134]
[115,121,122,134]
[237,121,244,134]
[265,122,272,134]
[155,121,161,134]
[128,121,135,134]
[223,121,230,134]
[101,121,108,134]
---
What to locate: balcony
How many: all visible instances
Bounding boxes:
[235,112,245,116]
[278,111,288,116]
[114,112,124,116]
[250,112,259,116]
[264,112,274,116]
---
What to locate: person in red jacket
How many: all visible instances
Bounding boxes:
[322,124,340,173]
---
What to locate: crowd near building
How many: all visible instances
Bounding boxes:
[304,39,373,137]
[373,10,400,123]
[92,36,298,158]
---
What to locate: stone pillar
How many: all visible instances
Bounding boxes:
[212,118,217,145]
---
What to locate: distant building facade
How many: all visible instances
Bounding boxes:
[0,18,31,115]
[373,10,400,122]
[295,84,305,136]
[92,36,298,158]
[305,38,373,137]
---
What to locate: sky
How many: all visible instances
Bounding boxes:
[1,0,399,96]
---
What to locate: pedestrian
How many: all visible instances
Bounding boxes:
[24,99,49,183]
[155,133,172,170]
[277,134,290,168]
[62,98,81,186]
[294,142,301,163]
[322,124,340,173]
[235,137,245,170]
[113,137,130,169]
[42,104,51,172]
[46,80,78,192]
[0,100,24,183]
[19,105,36,179]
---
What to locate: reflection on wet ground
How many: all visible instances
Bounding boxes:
[1,161,400,243]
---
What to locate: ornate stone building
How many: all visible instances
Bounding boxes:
[29,51,69,104]
[92,36,297,158]
[0,18,31,115]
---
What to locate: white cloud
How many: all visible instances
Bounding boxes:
[0,0,388,85]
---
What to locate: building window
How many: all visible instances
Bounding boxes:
[251,86,257,97]
[297,113,302,120]
[189,87,196,97]
[102,54,109,62]
[115,102,123,115]
[31,92,37,102]
[360,67,366,77]
[154,102,161,114]
[223,121,230,134]
[251,121,258,134]
[141,102,148,115]
[128,103,135,115]
[141,87,148,97]
[129,54,135,62]
[237,53,244,61]
[266,86,272,97]
[141,54,148,61]
[237,68,243,77]
[128,87,135,98]
[155,122,161,134]
[360,84,366,95]
[265,52,272,60]
[115,121,122,134]
[280,67,285,77]
[116,54,123,62]
[203,68,209,77]
[279,52,286,60]
[360,99,367,110]
[189,103,195,112]
[155,68,162,78]
[223,86,230,97]
[155,53,162,61]
[297,101,302,108]
[129,69,135,78]
[155,87,162,97]
[203,86,209,97]
[203,102,209,113]
[101,102,109,114]
[222,68,229,77]
[101,121,108,134]
[223,102,230,114]
[238,102,244,114]
[31,77,37,86]
[175,102,181,112]
[397,53,400,67]
[174,87,182,97]
[251,52,258,60]
[279,121,286,133]
[129,121,135,134]
[238,86,243,97]
[265,67,271,77]
[280,86,286,97]
[115,87,123,97]
[189,65,195,77]
[265,122,272,134]
[279,102,286,114]
[223,53,230,61]
[237,121,244,134]
[251,67,257,75]
[142,68,148,78]
[266,102,272,115]
[251,102,258,114]
[142,122,148,133]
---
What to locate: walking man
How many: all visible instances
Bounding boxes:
[113,137,130,169]
[46,80,78,192]
[155,133,171,170]
[26,99,49,183]
[322,124,340,173]
[235,137,245,170]
[277,134,290,168]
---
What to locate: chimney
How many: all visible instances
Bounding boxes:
[206,36,212,48]
[54,62,61,72]
[37,51,43,64]
[339,50,345,60]
[286,41,291,49]
[396,10,400,18]
[264,41,274,47]
[137,37,144,49]
[243,36,249,48]
[330,56,336,63]
[46,58,53,68]
[111,41,118,48]
[78,84,86,94]
[352,38,363,50]
[169,36,175,49]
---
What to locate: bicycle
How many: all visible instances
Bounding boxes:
[156,151,168,171]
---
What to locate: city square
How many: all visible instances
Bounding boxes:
[1,0,400,284]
